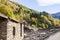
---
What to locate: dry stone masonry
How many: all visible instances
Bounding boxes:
[0,13,24,40]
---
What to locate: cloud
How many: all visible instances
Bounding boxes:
[37,0,60,6]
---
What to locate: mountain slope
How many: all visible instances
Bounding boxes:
[0,0,60,29]
[52,12,60,19]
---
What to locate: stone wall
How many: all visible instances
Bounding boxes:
[0,17,7,40]
[0,17,24,40]
[7,20,22,40]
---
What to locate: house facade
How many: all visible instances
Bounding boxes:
[0,13,24,40]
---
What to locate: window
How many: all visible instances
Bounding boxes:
[13,27,15,37]
[20,23,22,36]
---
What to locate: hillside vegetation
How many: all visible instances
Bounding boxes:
[0,0,60,29]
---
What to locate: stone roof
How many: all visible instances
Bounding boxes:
[0,13,19,23]
[0,13,8,19]
[9,17,20,23]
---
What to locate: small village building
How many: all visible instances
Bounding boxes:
[0,13,25,40]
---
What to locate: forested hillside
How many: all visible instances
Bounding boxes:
[0,0,60,29]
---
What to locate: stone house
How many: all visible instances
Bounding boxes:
[0,13,24,40]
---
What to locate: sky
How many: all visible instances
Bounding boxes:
[11,0,60,14]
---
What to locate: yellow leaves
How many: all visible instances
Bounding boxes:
[48,15,53,20]
[7,2,19,12]
[41,14,60,27]
[19,13,24,20]
[31,17,38,25]
[22,8,25,11]
[0,3,12,14]
[24,14,30,19]
[41,15,52,25]
[41,15,44,18]
[32,17,35,22]
[15,14,20,21]
[53,19,60,25]
[0,0,8,4]
[0,3,16,20]
[31,24,36,28]
[32,17,37,22]
[41,15,47,20]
